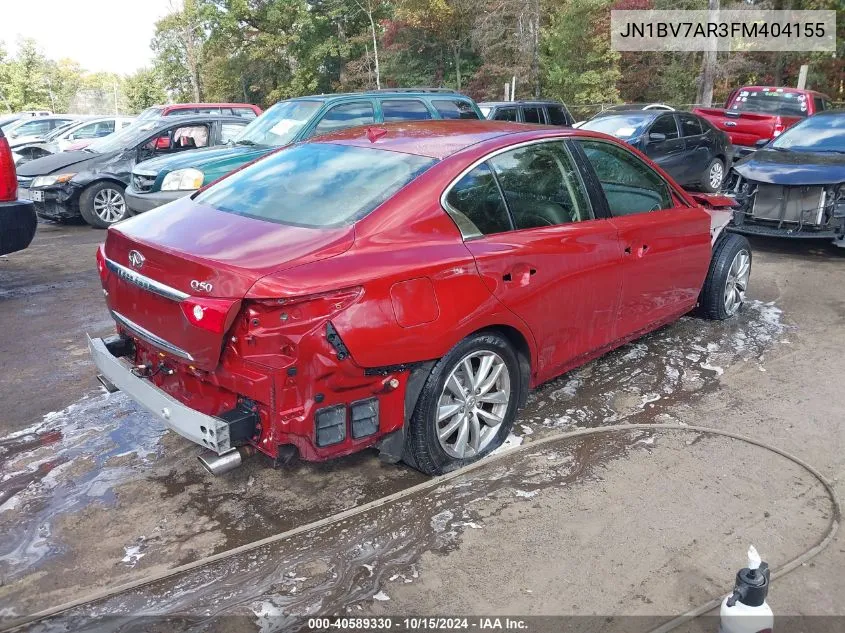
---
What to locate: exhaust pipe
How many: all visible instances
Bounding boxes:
[198,446,254,476]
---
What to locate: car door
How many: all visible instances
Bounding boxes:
[643,113,686,182]
[310,100,376,136]
[573,138,711,339]
[677,113,710,184]
[445,140,623,381]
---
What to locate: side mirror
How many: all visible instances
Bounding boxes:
[154,136,171,150]
[648,132,667,143]
[755,139,769,149]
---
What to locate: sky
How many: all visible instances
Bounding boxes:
[0,0,177,75]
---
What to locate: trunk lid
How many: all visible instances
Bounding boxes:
[103,196,354,369]
[693,107,800,148]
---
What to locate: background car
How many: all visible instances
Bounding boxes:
[3,114,80,142]
[580,110,733,192]
[11,116,136,164]
[90,121,749,478]
[694,86,833,157]
[726,110,845,246]
[478,100,573,126]
[16,113,250,228]
[0,126,37,256]
[125,89,483,214]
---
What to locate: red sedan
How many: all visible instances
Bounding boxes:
[89,121,751,476]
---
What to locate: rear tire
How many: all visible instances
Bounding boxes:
[697,233,752,320]
[701,157,725,193]
[79,181,129,229]
[403,332,521,475]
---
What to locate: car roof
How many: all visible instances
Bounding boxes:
[287,90,473,103]
[479,101,565,107]
[312,120,586,159]
[155,102,259,110]
[146,114,246,128]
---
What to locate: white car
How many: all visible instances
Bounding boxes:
[11,116,136,164]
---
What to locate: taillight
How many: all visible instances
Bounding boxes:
[96,244,108,284]
[250,287,363,330]
[0,135,16,202]
[180,297,241,333]
[772,117,785,137]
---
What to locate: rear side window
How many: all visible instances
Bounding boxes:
[381,99,431,122]
[313,101,375,136]
[432,99,479,120]
[493,107,518,122]
[813,97,825,112]
[235,107,258,118]
[678,114,703,137]
[577,140,673,215]
[523,107,543,124]
[195,143,435,227]
[546,106,570,126]
[650,115,679,139]
[445,164,512,238]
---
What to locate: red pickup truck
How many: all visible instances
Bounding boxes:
[694,86,834,155]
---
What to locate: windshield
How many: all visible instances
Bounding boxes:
[86,120,159,153]
[770,114,845,153]
[729,90,808,117]
[45,120,81,141]
[581,114,649,139]
[195,143,436,227]
[234,100,321,146]
[136,106,164,122]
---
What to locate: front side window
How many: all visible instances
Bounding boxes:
[523,107,543,124]
[678,114,703,137]
[488,142,592,229]
[444,164,512,238]
[577,140,673,215]
[381,99,431,122]
[432,99,479,120]
[493,107,518,122]
[313,101,375,136]
[195,143,436,227]
[221,122,247,143]
[650,114,679,140]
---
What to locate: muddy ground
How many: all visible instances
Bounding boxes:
[0,223,843,630]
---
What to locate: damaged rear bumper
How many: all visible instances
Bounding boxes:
[87,334,237,455]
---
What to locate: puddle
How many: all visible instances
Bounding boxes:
[0,392,165,581]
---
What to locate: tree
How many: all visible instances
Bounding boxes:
[542,0,620,104]
[152,0,209,101]
[124,68,168,113]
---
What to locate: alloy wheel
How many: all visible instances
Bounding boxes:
[724,249,750,315]
[709,161,724,190]
[436,350,511,459]
[93,188,126,224]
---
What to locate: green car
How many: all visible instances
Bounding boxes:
[125,90,483,214]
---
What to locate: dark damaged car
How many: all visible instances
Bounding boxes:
[726,111,845,247]
[15,114,249,228]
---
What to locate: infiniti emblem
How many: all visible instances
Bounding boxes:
[128,250,145,269]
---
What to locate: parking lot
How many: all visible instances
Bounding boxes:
[1,221,843,630]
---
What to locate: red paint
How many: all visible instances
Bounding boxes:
[98,122,722,464]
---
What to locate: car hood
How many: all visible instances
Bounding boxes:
[734,148,845,186]
[134,144,275,175]
[16,150,112,177]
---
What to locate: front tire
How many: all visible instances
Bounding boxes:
[404,332,521,475]
[697,233,752,320]
[79,181,129,229]
[701,157,725,193]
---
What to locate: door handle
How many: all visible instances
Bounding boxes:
[503,265,537,285]
[623,245,649,257]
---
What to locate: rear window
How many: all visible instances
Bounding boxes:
[729,90,809,117]
[432,99,479,120]
[195,143,436,227]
